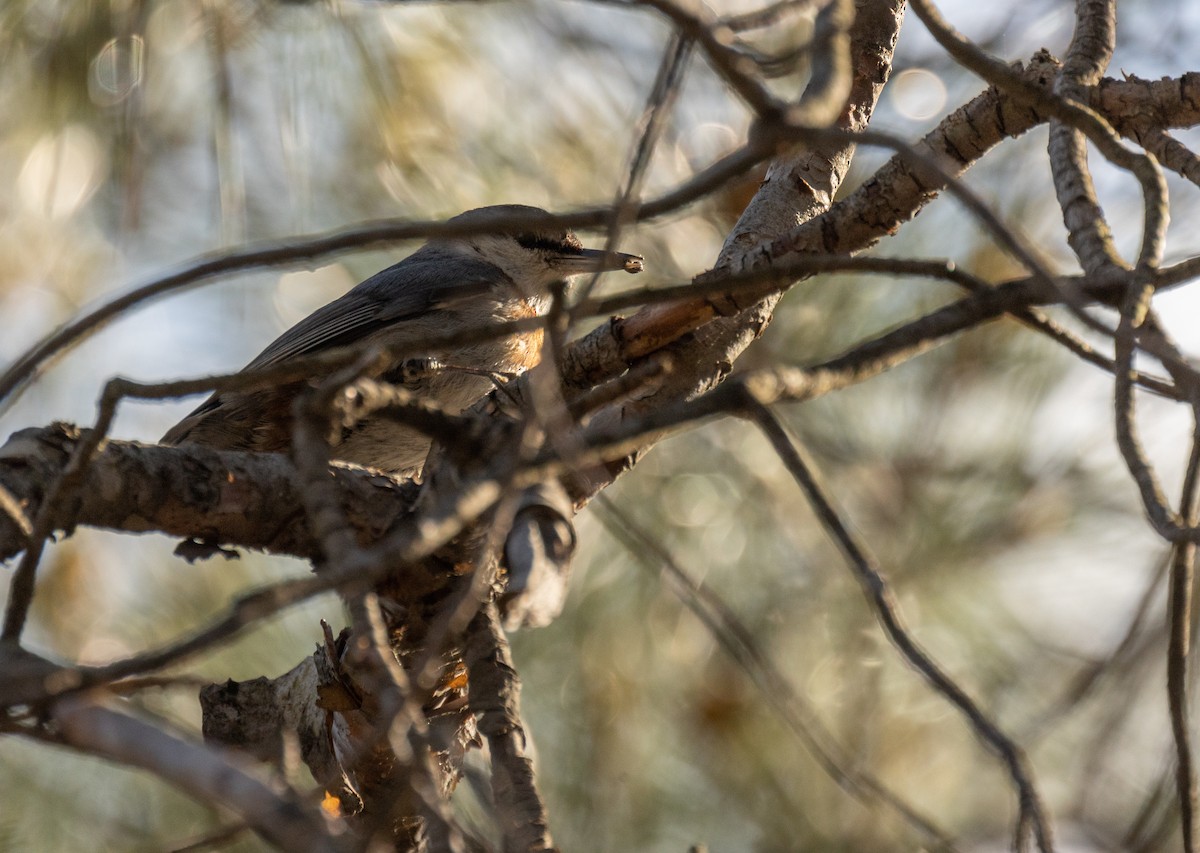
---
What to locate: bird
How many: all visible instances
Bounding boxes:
[162,204,643,475]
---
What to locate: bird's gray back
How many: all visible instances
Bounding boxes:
[247,247,511,369]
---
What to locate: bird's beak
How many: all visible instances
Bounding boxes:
[557,248,644,276]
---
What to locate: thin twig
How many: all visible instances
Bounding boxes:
[1112,281,1195,542]
[611,0,781,117]
[573,32,694,308]
[1168,423,1200,852]
[594,496,958,850]
[745,402,1054,852]
[1,374,130,640]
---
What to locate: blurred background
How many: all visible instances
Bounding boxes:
[1,0,1200,849]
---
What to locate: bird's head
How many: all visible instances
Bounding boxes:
[439,204,643,294]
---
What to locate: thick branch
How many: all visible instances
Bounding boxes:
[0,423,419,562]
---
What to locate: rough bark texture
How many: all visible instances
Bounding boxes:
[0,423,419,562]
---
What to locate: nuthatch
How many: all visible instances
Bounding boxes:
[162,205,643,474]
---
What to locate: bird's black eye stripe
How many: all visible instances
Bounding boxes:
[516,232,583,254]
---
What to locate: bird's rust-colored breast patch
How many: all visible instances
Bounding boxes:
[505,328,545,372]
[499,298,547,372]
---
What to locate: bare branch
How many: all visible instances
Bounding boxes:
[1049,0,1124,276]
[907,0,1168,276]
[745,404,1054,853]
[595,496,958,850]
[1141,129,1200,187]
[1168,426,1200,852]
[613,0,782,117]
[0,424,418,564]
[49,690,344,852]
[576,32,695,308]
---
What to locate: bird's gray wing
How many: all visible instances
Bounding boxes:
[246,251,503,369]
[162,251,505,445]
